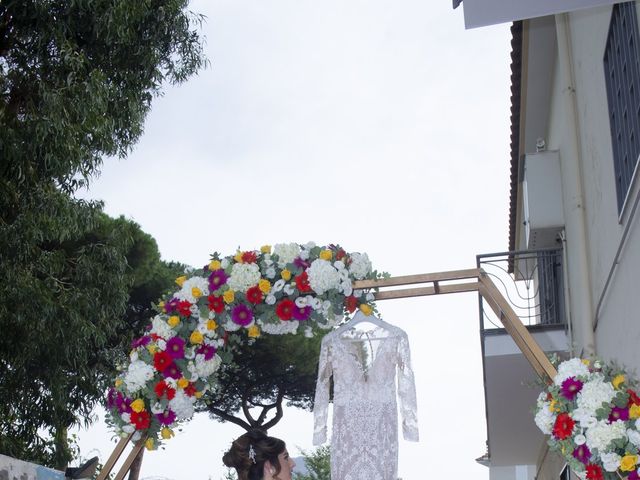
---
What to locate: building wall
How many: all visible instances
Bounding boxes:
[0,454,64,480]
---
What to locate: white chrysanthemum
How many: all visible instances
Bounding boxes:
[348,252,372,280]
[123,360,154,394]
[307,259,340,294]
[534,402,556,435]
[175,276,209,303]
[554,358,591,386]
[169,390,195,421]
[586,420,627,453]
[628,429,640,448]
[573,407,598,429]
[601,452,622,472]
[228,262,261,292]
[193,354,221,378]
[258,319,299,335]
[576,375,615,415]
[150,315,176,339]
[273,243,301,267]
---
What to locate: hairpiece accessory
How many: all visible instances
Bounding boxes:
[248,444,256,464]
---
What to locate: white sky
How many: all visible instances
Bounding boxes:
[74,1,512,478]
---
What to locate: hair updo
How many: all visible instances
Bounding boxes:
[222,429,286,480]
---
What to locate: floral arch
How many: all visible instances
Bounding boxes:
[105,242,383,449]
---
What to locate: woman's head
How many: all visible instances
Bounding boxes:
[222,429,295,480]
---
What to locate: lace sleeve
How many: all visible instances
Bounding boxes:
[312,336,332,445]
[397,332,419,442]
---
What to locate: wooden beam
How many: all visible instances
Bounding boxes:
[373,281,480,300]
[113,439,146,480]
[96,434,132,480]
[353,268,480,289]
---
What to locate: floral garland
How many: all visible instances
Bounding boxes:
[105,243,383,449]
[535,357,640,480]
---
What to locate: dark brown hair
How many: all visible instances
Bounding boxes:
[222,429,286,480]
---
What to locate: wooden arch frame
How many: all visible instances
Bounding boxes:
[97,267,558,480]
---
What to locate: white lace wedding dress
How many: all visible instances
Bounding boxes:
[312,323,419,480]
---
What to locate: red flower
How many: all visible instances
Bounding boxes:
[246,286,263,304]
[345,295,358,313]
[552,413,575,440]
[276,299,294,320]
[178,300,192,317]
[628,389,640,406]
[153,351,173,372]
[336,249,346,261]
[241,251,258,263]
[208,294,225,313]
[586,464,603,480]
[130,410,151,430]
[154,380,176,400]
[295,271,311,292]
[184,383,197,397]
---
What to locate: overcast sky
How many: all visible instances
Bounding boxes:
[75,1,512,478]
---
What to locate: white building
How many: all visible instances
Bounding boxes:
[456,2,640,480]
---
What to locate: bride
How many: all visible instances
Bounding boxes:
[223,429,296,480]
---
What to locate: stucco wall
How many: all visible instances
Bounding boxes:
[0,454,64,480]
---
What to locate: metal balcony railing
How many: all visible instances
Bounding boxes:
[476,248,566,330]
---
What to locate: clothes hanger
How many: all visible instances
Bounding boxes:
[331,310,395,341]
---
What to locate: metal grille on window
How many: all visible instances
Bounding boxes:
[604,2,640,213]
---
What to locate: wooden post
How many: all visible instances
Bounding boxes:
[96,434,132,480]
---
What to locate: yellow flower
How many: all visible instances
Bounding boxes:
[194,391,203,399]
[223,289,235,304]
[260,245,272,254]
[248,325,261,338]
[175,275,187,287]
[159,301,166,312]
[621,455,638,472]
[258,279,271,294]
[167,315,180,328]
[192,287,203,299]
[130,399,145,413]
[209,260,221,271]
[281,269,292,281]
[177,378,189,389]
[359,304,373,316]
[161,427,174,440]
[234,251,243,263]
[613,374,626,389]
[319,249,332,260]
[190,330,204,344]
[581,359,591,366]
[145,438,155,451]
[115,378,123,387]
[630,404,640,419]
[147,344,157,354]
[207,319,218,330]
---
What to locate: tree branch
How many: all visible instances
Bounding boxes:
[261,389,285,432]
[208,407,252,431]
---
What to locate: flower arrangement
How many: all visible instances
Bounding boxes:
[534,357,640,480]
[105,242,383,449]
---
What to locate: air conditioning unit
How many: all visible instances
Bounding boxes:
[522,151,565,249]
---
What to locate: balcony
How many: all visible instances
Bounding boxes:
[476,248,569,471]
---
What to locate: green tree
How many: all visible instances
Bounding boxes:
[294,445,331,480]
[199,327,325,431]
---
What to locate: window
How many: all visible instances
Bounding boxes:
[604,2,640,214]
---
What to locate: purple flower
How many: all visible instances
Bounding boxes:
[609,406,629,422]
[572,444,591,464]
[165,297,180,313]
[106,388,122,409]
[629,469,640,480]
[131,335,151,349]
[163,363,182,380]
[166,337,186,359]
[197,344,217,361]
[208,270,229,291]
[232,304,254,326]
[560,377,584,400]
[156,409,177,426]
[292,305,311,321]
[294,257,310,269]
[116,395,131,414]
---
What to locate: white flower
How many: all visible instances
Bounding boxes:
[123,360,154,394]
[273,243,300,267]
[258,319,299,335]
[304,241,316,249]
[169,390,195,421]
[601,452,621,472]
[266,267,276,279]
[150,315,176,340]
[175,276,209,303]
[265,294,276,305]
[586,420,627,453]
[310,298,322,310]
[576,375,615,416]
[304,327,314,338]
[295,296,309,307]
[223,319,241,331]
[157,339,167,351]
[334,261,345,270]
[307,259,340,294]
[628,429,640,448]
[132,432,142,443]
[221,258,230,269]
[534,403,556,435]
[194,354,222,378]
[272,279,285,292]
[228,263,261,292]
[121,413,131,423]
[348,252,372,280]
[574,434,587,446]
[554,358,590,386]
[129,350,138,362]
[284,284,295,295]
[151,403,164,414]
[573,407,598,429]
[366,292,375,302]
[122,425,135,434]
[340,280,353,297]
[299,249,310,260]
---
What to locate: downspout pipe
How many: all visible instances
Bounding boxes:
[554,13,596,357]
